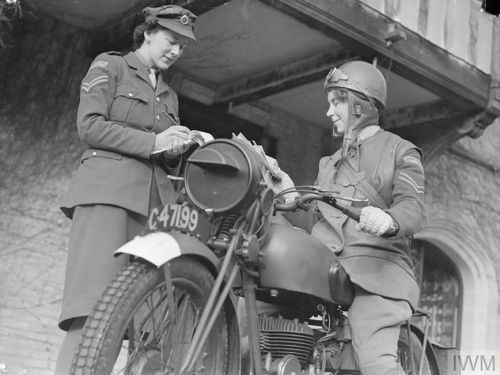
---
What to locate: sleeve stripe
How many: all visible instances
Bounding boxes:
[89,60,109,70]
[403,155,424,171]
[82,75,108,87]
[81,78,108,93]
[399,173,424,194]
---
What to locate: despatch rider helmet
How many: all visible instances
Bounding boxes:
[324,60,387,110]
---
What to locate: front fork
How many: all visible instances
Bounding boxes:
[242,270,263,375]
[180,202,265,374]
[178,261,263,375]
[178,228,242,374]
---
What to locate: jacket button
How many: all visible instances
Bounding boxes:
[156,115,160,121]
[156,97,160,103]
[128,92,133,97]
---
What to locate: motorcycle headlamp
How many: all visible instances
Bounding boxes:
[184,138,263,215]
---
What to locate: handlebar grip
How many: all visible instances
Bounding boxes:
[336,204,361,222]
[274,193,363,223]
[320,194,362,222]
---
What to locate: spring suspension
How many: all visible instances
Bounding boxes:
[216,214,239,242]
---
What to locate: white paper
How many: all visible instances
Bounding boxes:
[151,130,214,155]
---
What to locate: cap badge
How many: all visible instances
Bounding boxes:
[179,14,190,25]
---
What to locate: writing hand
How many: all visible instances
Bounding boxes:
[152,126,191,156]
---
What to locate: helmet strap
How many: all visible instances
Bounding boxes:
[350,92,380,138]
[335,91,380,170]
[353,103,362,117]
[335,92,355,169]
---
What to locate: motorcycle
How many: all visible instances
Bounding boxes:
[69,136,440,375]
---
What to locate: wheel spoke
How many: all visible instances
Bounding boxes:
[118,284,203,374]
[163,294,200,367]
[70,260,235,375]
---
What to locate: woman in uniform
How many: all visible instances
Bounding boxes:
[312,60,426,375]
[55,5,197,373]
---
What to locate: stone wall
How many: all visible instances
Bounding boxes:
[0,15,91,374]
[427,122,500,290]
[425,121,500,347]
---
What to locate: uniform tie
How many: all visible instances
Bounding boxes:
[148,68,158,88]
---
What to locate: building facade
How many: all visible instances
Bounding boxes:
[0,0,499,373]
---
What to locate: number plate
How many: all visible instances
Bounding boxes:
[146,204,211,241]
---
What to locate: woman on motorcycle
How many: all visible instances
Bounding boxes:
[55,5,197,373]
[312,60,426,375]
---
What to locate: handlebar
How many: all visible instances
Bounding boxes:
[274,192,363,222]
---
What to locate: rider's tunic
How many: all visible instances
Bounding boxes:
[312,129,426,310]
[58,51,180,330]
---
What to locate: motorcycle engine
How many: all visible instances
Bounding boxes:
[259,314,315,366]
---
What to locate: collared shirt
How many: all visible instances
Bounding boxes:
[134,50,158,88]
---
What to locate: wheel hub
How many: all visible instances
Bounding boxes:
[129,350,163,375]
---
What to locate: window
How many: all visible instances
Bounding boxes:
[411,240,461,347]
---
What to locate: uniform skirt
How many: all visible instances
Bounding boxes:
[58,175,163,331]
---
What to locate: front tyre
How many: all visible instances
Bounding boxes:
[70,257,238,375]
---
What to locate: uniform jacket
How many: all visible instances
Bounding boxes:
[311,129,426,309]
[61,51,180,219]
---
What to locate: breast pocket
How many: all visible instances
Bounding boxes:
[110,86,149,123]
[163,102,179,122]
[150,98,178,132]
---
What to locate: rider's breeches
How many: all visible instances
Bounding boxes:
[348,285,412,375]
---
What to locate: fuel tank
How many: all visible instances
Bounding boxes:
[258,223,337,302]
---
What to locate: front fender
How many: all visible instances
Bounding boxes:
[114,231,219,272]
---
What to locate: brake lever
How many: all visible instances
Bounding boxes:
[320,193,363,222]
[318,190,368,205]
[336,196,369,205]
